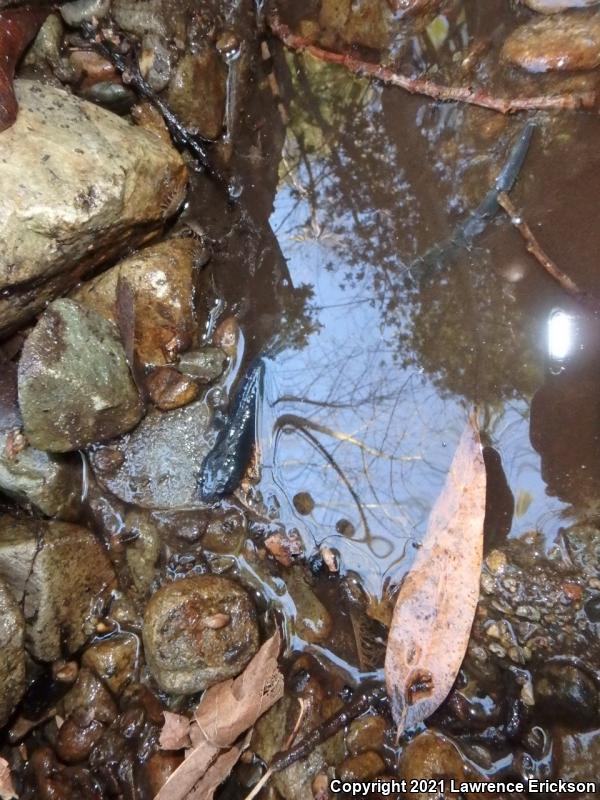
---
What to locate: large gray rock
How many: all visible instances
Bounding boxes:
[143,574,259,694]
[0,515,116,661]
[0,577,26,727]
[0,360,82,516]
[0,80,187,336]
[90,397,213,508]
[18,299,144,452]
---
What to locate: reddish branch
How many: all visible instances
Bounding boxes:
[268,12,597,115]
[498,191,600,314]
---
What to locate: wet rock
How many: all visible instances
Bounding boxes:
[0,515,116,660]
[31,746,99,799]
[556,728,600,798]
[399,731,481,800]
[177,347,227,383]
[146,366,199,411]
[59,667,118,724]
[0,578,26,726]
[501,12,600,72]
[24,13,64,71]
[142,574,259,693]
[319,0,394,49]
[124,513,160,597]
[253,672,345,800]
[60,0,110,25]
[139,33,174,92]
[286,566,333,644]
[339,750,385,781]
[55,709,105,764]
[534,663,598,726]
[264,529,304,567]
[113,0,194,41]
[90,397,213,509]
[0,80,187,336]
[82,633,139,695]
[72,239,201,368]
[143,751,183,795]
[213,316,240,358]
[18,299,143,453]
[346,713,388,755]
[0,361,82,518]
[524,0,599,11]
[167,49,226,140]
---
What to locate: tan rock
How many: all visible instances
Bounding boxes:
[167,49,226,140]
[0,80,187,336]
[0,578,26,726]
[502,12,600,72]
[72,239,201,367]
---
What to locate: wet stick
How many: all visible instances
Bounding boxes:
[498,191,600,314]
[79,22,225,183]
[268,12,597,114]
[242,686,389,800]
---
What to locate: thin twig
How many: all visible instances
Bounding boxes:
[497,191,600,314]
[268,12,597,115]
[243,686,388,800]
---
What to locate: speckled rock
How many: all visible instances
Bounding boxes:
[18,299,143,452]
[399,731,483,799]
[0,80,187,336]
[0,361,82,517]
[90,397,213,509]
[143,574,259,694]
[167,49,226,140]
[0,578,26,726]
[71,239,202,368]
[0,515,116,660]
[501,12,600,72]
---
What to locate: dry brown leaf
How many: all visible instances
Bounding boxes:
[155,631,283,800]
[385,417,486,732]
[0,757,17,800]
[159,711,191,751]
[186,732,251,800]
[194,628,284,748]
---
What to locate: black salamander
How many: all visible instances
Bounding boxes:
[197,356,266,503]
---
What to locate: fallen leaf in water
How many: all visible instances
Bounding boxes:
[159,711,191,751]
[156,630,283,800]
[0,6,49,132]
[385,417,486,732]
[0,757,17,800]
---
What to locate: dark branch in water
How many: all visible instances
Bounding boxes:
[244,686,388,799]
[498,191,600,314]
[79,21,225,183]
[268,11,597,114]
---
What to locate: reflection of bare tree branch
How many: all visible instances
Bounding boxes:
[274,419,372,542]
[269,12,597,114]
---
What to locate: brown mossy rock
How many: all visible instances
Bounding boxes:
[18,299,144,453]
[71,238,203,368]
[0,577,26,726]
[143,574,260,694]
[0,80,187,336]
[0,514,116,661]
[166,49,226,140]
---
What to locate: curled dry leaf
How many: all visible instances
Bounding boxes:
[0,6,49,132]
[0,757,17,800]
[156,630,283,800]
[384,417,486,732]
[159,711,191,751]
